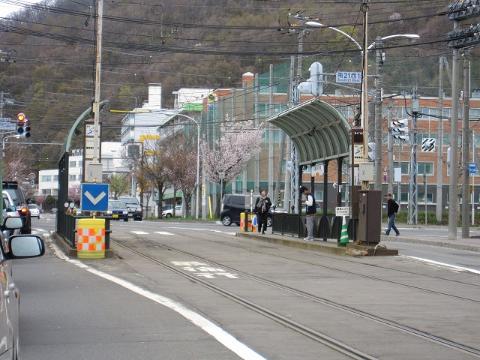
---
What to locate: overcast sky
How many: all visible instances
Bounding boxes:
[0,0,42,17]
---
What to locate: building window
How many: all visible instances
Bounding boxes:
[69,175,76,181]
[41,175,51,182]
[53,175,58,181]
[69,161,76,168]
[393,162,433,176]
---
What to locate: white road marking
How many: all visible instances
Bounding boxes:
[172,261,239,279]
[33,228,47,232]
[166,226,236,236]
[48,239,264,360]
[155,231,174,236]
[402,255,480,275]
[31,231,38,235]
[131,231,149,235]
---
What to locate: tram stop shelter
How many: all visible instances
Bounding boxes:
[268,98,352,241]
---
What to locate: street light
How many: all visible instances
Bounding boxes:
[306,21,419,190]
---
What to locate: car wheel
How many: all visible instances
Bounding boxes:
[166,213,172,218]
[222,216,232,226]
[267,217,273,227]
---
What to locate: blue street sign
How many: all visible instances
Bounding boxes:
[336,71,362,84]
[81,183,109,212]
[469,163,478,175]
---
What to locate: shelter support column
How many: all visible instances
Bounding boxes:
[323,160,329,216]
[297,166,303,214]
[337,158,343,206]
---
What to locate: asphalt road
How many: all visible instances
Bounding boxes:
[14,215,480,360]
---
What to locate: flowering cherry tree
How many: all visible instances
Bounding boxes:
[202,121,264,187]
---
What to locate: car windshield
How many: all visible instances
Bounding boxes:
[28,204,38,209]
[119,197,139,205]
[4,188,24,207]
[109,200,126,210]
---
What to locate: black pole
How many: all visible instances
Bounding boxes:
[298,165,303,214]
[311,164,315,198]
[337,157,343,206]
[323,160,329,216]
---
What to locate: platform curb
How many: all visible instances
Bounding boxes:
[236,232,398,256]
[381,235,480,253]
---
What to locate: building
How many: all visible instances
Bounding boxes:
[196,62,480,216]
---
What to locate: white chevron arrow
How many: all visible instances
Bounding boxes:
[85,191,106,206]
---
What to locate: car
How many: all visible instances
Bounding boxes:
[162,205,182,218]
[118,196,143,221]
[220,194,273,227]
[0,216,45,360]
[28,204,41,218]
[106,200,129,221]
[2,182,31,234]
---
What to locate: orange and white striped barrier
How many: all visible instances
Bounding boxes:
[76,218,106,259]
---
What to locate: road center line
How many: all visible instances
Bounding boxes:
[155,231,174,236]
[47,235,266,360]
[402,255,480,275]
[131,231,149,235]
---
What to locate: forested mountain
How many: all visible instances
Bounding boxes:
[0,0,477,171]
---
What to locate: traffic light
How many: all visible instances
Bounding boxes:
[23,120,31,138]
[391,118,409,142]
[16,113,26,135]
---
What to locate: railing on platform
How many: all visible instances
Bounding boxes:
[272,213,355,242]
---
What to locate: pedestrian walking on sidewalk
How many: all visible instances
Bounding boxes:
[255,190,271,234]
[302,187,317,241]
[385,193,400,236]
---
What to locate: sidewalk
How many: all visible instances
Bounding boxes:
[380,223,480,252]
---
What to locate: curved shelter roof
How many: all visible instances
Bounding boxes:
[269,99,350,166]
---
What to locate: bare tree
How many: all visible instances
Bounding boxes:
[108,174,129,199]
[142,140,170,219]
[164,135,197,217]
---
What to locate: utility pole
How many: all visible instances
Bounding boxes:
[374,36,384,191]
[408,89,419,225]
[461,53,471,238]
[387,106,394,195]
[436,57,445,223]
[472,129,476,226]
[361,0,370,164]
[89,0,104,182]
[448,21,460,240]
[283,56,295,212]
[268,64,274,199]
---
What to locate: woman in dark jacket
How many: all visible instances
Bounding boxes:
[255,190,271,234]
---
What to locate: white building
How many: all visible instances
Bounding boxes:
[121,83,172,146]
[172,88,211,110]
[38,144,127,198]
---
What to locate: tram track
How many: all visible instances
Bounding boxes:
[113,237,480,359]
[113,239,378,360]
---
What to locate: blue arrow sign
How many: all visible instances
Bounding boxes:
[469,163,478,175]
[81,183,109,212]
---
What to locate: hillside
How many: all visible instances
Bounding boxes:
[0,0,475,171]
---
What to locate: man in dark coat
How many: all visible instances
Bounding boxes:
[385,193,400,236]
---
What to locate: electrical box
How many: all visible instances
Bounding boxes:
[357,190,382,245]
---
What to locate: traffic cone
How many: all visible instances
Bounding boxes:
[339,217,349,247]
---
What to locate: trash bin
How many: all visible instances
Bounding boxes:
[76,218,106,259]
[240,212,247,232]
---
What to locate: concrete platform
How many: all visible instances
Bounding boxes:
[236,232,398,256]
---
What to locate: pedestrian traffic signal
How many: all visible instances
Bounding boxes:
[391,118,409,142]
[368,142,376,161]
